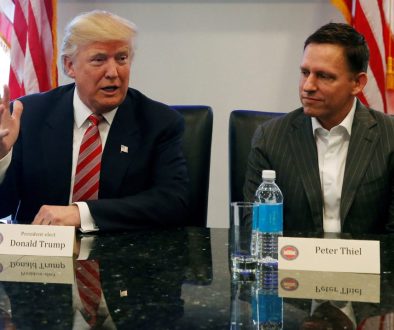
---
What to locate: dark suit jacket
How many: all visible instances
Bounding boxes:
[244,101,394,234]
[0,83,189,230]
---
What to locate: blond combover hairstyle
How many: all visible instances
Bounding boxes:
[61,10,137,74]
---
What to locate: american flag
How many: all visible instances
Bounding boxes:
[5,0,58,100]
[0,1,13,46]
[331,0,394,114]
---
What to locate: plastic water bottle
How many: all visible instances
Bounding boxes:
[252,268,283,329]
[254,170,283,266]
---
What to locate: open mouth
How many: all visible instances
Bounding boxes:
[101,86,118,92]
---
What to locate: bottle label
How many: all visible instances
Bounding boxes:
[257,204,283,232]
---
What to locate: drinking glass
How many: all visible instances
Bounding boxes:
[230,202,256,279]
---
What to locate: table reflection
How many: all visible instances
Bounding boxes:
[0,229,392,329]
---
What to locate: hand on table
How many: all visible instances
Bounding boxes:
[32,204,81,228]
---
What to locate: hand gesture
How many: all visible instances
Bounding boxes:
[0,85,23,159]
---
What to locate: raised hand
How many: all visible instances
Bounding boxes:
[0,85,23,159]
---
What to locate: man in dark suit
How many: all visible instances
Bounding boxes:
[244,22,394,234]
[0,10,189,231]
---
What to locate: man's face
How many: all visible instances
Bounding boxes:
[64,40,131,114]
[299,43,366,130]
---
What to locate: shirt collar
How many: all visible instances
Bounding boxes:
[312,98,357,136]
[73,88,117,128]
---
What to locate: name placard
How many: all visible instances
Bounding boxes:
[278,269,380,303]
[0,224,75,257]
[0,254,74,284]
[278,237,380,274]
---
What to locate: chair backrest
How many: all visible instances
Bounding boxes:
[172,105,213,227]
[229,110,284,203]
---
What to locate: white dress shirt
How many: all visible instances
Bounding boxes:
[0,89,117,232]
[311,98,356,233]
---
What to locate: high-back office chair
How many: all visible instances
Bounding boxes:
[172,106,213,227]
[229,110,284,203]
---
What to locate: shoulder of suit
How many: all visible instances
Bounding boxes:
[18,83,75,103]
[16,84,75,122]
[262,107,306,129]
[356,102,394,128]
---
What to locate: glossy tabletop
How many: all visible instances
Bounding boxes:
[0,228,393,329]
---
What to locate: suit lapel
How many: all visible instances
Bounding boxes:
[340,102,378,223]
[42,87,74,204]
[100,94,140,197]
[289,113,323,230]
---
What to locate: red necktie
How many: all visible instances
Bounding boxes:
[76,260,102,326]
[72,114,102,202]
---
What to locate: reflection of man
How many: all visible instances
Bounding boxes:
[301,300,355,330]
[244,22,394,234]
[1,229,190,328]
[87,230,188,329]
[0,10,189,231]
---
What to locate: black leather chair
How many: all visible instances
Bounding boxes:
[172,105,213,227]
[229,110,284,203]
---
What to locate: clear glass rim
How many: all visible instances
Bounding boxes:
[230,201,256,207]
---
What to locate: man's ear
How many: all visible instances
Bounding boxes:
[63,56,76,79]
[352,72,368,96]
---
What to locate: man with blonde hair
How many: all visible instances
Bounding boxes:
[0,10,189,231]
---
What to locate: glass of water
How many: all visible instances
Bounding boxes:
[230,202,256,279]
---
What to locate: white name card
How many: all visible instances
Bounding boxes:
[0,254,74,284]
[0,224,75,257]
[278,237,380,274]
[278,269,380,303]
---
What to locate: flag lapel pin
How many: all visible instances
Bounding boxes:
[120,145,128,153]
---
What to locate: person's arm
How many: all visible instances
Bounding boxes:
[243,125,272,203]
[386,155,394,232]
[0,85,23,219]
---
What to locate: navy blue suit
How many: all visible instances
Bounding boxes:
[0,84,189,230]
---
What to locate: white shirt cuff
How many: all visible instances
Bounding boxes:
[74,202,99,233]
[77,236,95,260]
[0,150,12,183]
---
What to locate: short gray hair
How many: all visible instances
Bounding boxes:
[61,10,137,74]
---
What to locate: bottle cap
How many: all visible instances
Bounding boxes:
[262,170,276,179]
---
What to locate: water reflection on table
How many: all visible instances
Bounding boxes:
[0,228,392,329]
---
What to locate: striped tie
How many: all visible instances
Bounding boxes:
[76,260,102,326]
[72,114,102,202]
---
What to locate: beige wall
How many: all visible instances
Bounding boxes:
[58,0,344,228]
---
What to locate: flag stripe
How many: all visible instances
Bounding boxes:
[9,0,57,100]
[355,1,387,112]
[28,2,50,92]
[0,11,12,46]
